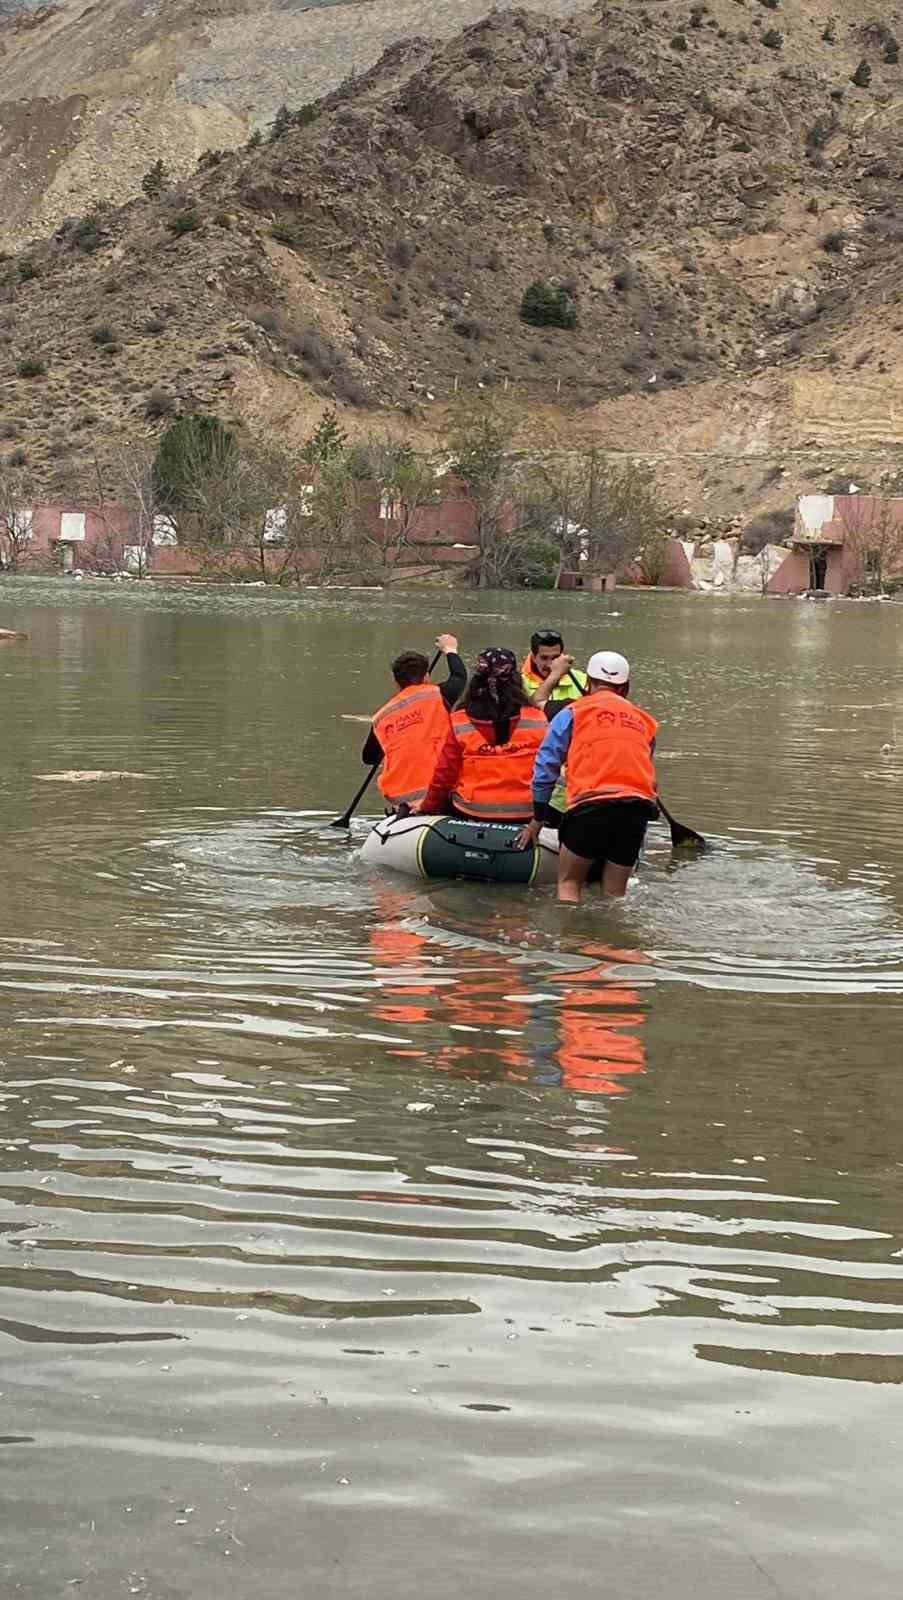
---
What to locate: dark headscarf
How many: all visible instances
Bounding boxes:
[463,646,527,745]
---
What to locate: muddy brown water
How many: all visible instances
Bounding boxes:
[1,578,902,1600]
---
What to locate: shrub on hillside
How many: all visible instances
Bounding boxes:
[741,509,794,553]
[144,387,176,419]
[520,279,577,329]
[251,307,280,334]
[389,234,416,268]
[821,230,846,253]
[71,211,105,253]
[91,325,117,345]
[141,159,169,199]
[851,59,872,86]
[454,317,484,340]
[16,357,45,378]
[298,327,342,376]
[271,221,302,247]
[17,259,39,282]
[806,113,836,154]
[167,211,202,237]
[762,29,783,49]
[863,21,900,63]
[670,33,688,52]
[269,102,319,142]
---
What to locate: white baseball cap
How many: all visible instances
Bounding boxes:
[586,650,630,684]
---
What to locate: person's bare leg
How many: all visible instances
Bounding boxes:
[600,860,632,898]
[557,845,593,903]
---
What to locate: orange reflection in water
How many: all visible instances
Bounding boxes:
[369,888,439,1027]
[548,943,649,1095]
[367,892,649,1099]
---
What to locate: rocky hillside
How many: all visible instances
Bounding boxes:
[4,0,903,530]
[0,0,587,248]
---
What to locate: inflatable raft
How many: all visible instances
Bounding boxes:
[360,814,559,884]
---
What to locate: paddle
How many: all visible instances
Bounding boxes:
[330,648,442,829]
[560,668,707,852]
[654,796,707,852]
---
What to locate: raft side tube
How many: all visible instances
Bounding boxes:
[359,815,559,884]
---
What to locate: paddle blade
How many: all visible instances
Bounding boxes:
[656,796,706,852]
[662,812,704,851]
[667,815,707,851]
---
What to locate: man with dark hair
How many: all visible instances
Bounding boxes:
[520,629,588,824]
[521,629,587,720]
[363,634,465,811]
[518,650,659,902]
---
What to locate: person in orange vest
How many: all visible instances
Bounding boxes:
[364,633,465,811]
[518,650,658,902]
[419,646,548,822]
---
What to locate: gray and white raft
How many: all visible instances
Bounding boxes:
[359,814,559,884]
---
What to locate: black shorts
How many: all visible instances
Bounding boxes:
[558,799,657,868]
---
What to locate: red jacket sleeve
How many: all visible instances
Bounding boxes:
[422,727,463,813]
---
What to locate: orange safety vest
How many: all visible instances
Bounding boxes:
[565,690,658,809]
[450,706,547,821]
[372,682,451,807]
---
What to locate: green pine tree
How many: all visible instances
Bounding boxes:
[301,409,348,465]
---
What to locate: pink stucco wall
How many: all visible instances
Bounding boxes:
[621,540,693,588]
[6,488,484,578]
[766,550,809,595]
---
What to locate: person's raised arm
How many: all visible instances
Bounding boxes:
[436,634,466,708]
[528,652,575,708]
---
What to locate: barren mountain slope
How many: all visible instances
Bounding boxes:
[0,0,587,247]
[4,0,903,527]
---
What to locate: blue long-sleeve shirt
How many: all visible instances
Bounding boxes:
[532,708,575,806]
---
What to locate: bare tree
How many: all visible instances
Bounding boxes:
[178,440,320,583]
[846,500,903,594]
[88,445,162,577]
[538,451,670,583]
[0,467,37,572]
[113,441,160,578]
[297,452,362,584]
[444,401,556,588]
[634,526,671,586]
[347,434,441,578]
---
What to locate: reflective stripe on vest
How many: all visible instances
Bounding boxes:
[564,691,658,809]
[450,707,547,821]
[371,682,451,806]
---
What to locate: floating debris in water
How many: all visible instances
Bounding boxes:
[35,770,156,783]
